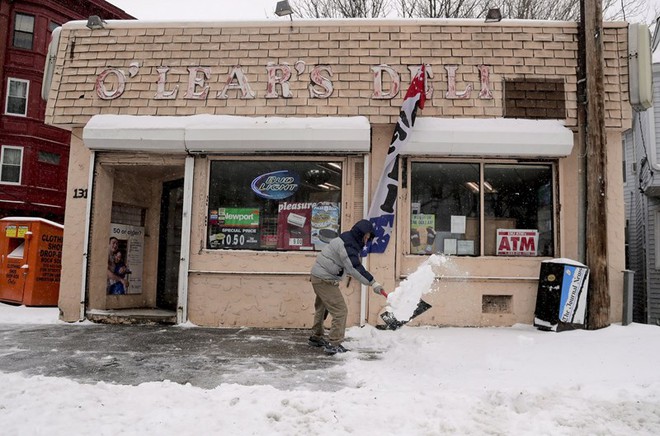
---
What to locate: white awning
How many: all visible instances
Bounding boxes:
[82,115,371,153]
[405,118,574,157]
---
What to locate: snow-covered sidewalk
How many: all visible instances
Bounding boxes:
[1,302,659,435]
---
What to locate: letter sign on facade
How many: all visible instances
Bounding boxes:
[217,66,256,99]
[308,65,333,99]
[445,65,472,99]
[96,68,126,100]
[184,67,211,100]
[265,63,293,99]
[372,64,400,99]
[154,67,179,100]
[95,61,495,103]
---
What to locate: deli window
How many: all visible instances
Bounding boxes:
[409,161,555,257]
[207,160,343,251]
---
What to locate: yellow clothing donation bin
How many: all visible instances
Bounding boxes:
[0,217,63,306]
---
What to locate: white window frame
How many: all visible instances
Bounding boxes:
[0,145,24,185]
[5,78,29,116]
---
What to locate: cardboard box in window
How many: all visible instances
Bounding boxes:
[430,217,516,256]
[466,217,517,256]
[484,218,517,255]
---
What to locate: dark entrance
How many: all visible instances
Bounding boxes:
[157,179,184,311]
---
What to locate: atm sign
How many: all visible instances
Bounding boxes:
[496,229,538,256]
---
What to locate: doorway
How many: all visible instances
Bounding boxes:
[157,179,184,311]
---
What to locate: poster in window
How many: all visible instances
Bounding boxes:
[210,208,260,249]
[108,223,144,295]
[311,202,340,249]
[277,202,313,250]
[496,229,538,256]
[410,214,436,254]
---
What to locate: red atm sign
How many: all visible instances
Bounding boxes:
[496,229,538,256]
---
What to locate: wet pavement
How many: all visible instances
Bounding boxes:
[0,323,360,391]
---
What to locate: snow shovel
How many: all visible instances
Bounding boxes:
[376,290,432,330]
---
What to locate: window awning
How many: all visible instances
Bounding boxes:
[82,115,371,153]
[405,118,575,157]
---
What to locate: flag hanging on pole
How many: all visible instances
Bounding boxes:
[366,65,426,254]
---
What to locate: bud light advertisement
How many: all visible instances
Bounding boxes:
[251,170,300,200]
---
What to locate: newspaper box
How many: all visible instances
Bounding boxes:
[534,258,590,332]
[0,217,63,306]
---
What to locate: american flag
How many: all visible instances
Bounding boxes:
[366,65,426,254]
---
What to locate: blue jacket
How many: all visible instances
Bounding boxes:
[310,219,375,286]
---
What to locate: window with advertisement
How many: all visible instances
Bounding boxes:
[409,160,555,257]
[207,160,343,251]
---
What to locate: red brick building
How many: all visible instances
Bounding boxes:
[0,0,132,223]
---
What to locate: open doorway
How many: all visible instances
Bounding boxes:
[157,178,184,311]
[86,158,186,325]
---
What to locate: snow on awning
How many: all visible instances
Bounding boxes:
[82,115,371,153]
[83,115,187,153]
[405,118,574,157]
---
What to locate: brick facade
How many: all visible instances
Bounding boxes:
[45,19,630,131]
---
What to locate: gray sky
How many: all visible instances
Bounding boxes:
[106,0,285,21]
[106,0,659,22]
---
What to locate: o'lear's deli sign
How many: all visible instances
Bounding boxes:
[95,62,494,101]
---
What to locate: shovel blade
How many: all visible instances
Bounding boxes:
[379,299,432,330]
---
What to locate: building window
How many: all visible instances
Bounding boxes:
[409,161,554,257]
[6,78,29,116]
[13,13,35,50]
[207,160,343,251]
[38,151,61,165]
[0,146,23,184]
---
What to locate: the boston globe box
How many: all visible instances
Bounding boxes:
[534,258,590,332]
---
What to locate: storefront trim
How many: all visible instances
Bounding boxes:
[401,275,539,281]
[189,270,310,275]
[80,151,95,321]
[82,115,371,153]
[407,118,574,157]
[177,156,194,324]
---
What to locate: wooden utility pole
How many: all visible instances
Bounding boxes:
[583,0,610,329]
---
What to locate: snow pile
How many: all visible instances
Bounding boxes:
[385,254,446,321]
[0,303,62,324]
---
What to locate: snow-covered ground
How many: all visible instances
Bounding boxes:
[1,301,659,435]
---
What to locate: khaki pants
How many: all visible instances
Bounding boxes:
[310,275,347,345]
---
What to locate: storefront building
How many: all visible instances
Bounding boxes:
[44,18,633,327]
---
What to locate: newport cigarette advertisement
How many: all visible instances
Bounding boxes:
[209,208,260,249]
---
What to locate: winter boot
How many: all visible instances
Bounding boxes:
[308,335,330,348]
[323,343,348,355]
